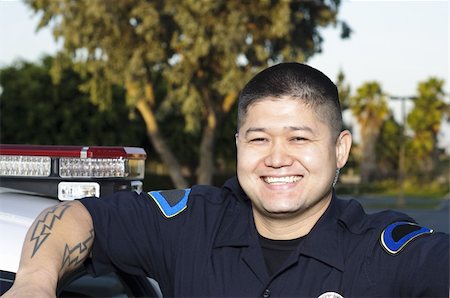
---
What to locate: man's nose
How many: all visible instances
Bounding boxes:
[264,142,294,168]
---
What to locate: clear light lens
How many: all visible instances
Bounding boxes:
[128,159,145,179]
[0,155,51,177]
[58,182,100,201]
[130,180,143,194]
[59,158,126,178]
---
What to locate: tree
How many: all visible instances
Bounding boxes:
[26,0,350,187]
[0,56,146,147]
[406,77,448,180]
[336,69,351,110]
[351,82,389,183]
[375,113,402,179]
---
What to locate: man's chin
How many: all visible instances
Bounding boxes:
[262,206,300,219]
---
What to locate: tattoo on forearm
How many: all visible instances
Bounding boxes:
[60,229,95,272]
[30,202,72,257]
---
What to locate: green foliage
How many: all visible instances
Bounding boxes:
[351,82,389,183]
[330,68,449,190]
[406,77,448,169]
[336,69,351,110]
[26,0,349,116]
[351,82,389,129]
[0,56,146,147]
[375,114,402,179]
[337,178,447,200]
[367,178,447,199]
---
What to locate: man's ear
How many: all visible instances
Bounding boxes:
[234,132,239,151]
[335,130,352,169]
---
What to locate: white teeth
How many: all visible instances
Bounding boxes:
[263,176,301,184]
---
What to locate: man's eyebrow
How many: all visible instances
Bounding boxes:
[244,126,314,137]
[244,127,265,136]
[287,125,314,133]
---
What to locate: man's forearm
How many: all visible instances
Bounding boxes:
[7,200,94,296]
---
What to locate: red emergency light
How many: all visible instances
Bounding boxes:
[0,145,146,159]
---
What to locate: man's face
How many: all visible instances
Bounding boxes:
[236,97,350,222]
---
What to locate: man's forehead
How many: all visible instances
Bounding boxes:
[239,99,329,137]
[244,98,314,119]
[246,96,308,112]
[244,125,314,135]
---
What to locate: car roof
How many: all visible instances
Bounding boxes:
[0,188,58,273]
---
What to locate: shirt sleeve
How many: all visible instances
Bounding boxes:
[79,190,188,279]
[404,232,449,297]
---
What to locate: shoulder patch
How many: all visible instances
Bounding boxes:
[148,189,191,218]
[380,221,433,255]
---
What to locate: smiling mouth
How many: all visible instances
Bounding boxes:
[262,176,302,185]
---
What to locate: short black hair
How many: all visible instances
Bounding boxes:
[238,62,343,140]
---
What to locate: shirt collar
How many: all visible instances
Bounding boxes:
[213,177,254,248]
[295,193,346,271]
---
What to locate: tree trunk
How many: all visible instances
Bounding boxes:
[197,110,218,185]
[196,91,237,185]
[136,100,188,189]
[360,129,378,184]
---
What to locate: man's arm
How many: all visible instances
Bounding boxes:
[3,201,94,297]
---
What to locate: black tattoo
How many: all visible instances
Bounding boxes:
[60,229,94,272]
[30,202,72,257]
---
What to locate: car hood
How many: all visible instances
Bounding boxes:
[0,188,58,273]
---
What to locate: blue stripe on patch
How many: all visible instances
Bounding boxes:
[149,189,191,218]
[381,221,433,255]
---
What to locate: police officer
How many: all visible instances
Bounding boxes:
[5,63,449,297]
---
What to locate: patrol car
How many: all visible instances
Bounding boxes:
[0,144,162,297]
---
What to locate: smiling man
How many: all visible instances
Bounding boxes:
[4,63,449,298]
[236,66,351,240]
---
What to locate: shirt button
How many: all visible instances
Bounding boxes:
[262,289,271,298]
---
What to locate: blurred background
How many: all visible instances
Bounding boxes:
[0,0,449,231]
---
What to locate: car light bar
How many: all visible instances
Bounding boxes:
[0,145,147,201]
[59,158,127,178]
[0,145,147,179]
[0,155,51,177]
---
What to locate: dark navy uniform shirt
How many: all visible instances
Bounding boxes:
[80,177,449,297]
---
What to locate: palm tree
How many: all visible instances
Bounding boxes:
[351,82,389,184]
[407,77,448,178]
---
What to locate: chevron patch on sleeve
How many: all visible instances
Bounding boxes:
[380,221,433,255]
[148,189,191,218]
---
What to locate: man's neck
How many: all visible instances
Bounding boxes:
[253,196,332,240]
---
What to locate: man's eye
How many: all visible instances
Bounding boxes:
[291,137,307,142]
[249,138,267,143]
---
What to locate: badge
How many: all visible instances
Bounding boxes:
[318,292,344,298]
[148,189,191,218]
[380,221,433,255]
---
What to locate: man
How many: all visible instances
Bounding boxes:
[5,63,449,297]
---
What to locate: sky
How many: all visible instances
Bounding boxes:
[0,0,449,148]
